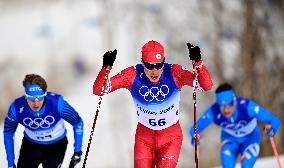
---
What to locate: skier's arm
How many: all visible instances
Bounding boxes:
[3,102,18,167]
[189,107,214,138]
[58,96,83,152]
[93,66,136,95]
[194,60,213,91]
[247,100,281,136]
[93,49,136,96]
[171,62,213,91]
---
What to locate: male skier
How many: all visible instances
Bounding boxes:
[4,74,84,168]
[189,83,281,168]
[93,40,213,167]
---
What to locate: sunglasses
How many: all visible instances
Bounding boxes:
[25,93,47,102]
[220,101,234,111]
[143,61,164,70]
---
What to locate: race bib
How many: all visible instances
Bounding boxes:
[24,119,66,142]
[134,91,180,130]
[221,118,257,137]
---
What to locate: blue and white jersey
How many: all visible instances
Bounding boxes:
[3,92,83,167]
[189,98,281,139]
[131,63,180,130]
[211,98,256,137]
[14,93,66,143]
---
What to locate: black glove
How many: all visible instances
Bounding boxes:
[187,43,201,62]
[264,125,276,137]
[266,128,276,137]
[103,49,117,68]
[69,151,82,168]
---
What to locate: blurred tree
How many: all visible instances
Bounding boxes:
[237,0,284,157]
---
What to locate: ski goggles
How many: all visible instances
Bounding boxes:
[25,84,46,102]
[216,90,236,110]
[220,101,234,111]
[25,92,47,102]
[143,61,164,70]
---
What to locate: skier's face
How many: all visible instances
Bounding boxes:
[27,97,45,112]
[220,101,236,118]
[142,61,164,83]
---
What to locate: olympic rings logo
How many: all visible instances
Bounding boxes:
[139,85,170,102]
[220,120,247,130]
[23,115,55,129]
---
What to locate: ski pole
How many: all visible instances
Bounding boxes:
[82,67,111,168]
[192,61,199,168]
[269,137,282,168]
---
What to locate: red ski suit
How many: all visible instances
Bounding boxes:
[93,60,212,167]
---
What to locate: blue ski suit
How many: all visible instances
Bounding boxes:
[189,98,280,168]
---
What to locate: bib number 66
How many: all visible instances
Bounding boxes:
[149,118,166,126]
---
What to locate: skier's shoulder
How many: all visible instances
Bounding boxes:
[46,92,64,104]
[171,63,188,71]
[46,92,62,98]
[166,63,188,79]
[236,97,251,106]
[14,95,25,102]
[209,102,219,112]
[13,95,27,108]
[7,100,17,118]
[118,65,137,82]
[121,65,136,74]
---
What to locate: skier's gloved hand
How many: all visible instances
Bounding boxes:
[191,133,200,146]
[187,43,201,62]
[264,125,276,137]
[266,128,276,137]
[103,49,117,68]
[69,151,82,168]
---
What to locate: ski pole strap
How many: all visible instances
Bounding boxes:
[270,137,282,168]
[82,67,111,168]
